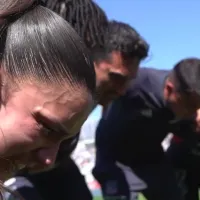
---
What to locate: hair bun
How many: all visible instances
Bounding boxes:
[0,0,43,26]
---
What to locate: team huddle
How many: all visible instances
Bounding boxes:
[0,0,200,200]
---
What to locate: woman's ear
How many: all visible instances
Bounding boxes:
[0,68,4,106]
[0,69,13,106]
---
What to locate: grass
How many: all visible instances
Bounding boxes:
[94,193,200,200]
[93,194,147,200]
[93,197,103,200]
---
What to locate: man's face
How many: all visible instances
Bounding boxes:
[164,79,200,119]
[95,51,140,105]
[0,82,93,179]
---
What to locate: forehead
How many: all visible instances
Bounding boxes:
[108,51,139,70]
[17,83,93,130]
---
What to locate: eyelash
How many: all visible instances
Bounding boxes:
[36,122,52,137]
[42,126,52,137]
[37,120,71,141]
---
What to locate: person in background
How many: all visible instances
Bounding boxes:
[166,128,200,200]
[0,0,96,183]
[93,58,200,200]
[4,2,149,200]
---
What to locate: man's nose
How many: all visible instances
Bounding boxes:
[35,144,60,166]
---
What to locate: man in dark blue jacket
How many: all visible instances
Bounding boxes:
[93,58,200,200]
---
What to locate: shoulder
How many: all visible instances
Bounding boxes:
[126,67,170,96]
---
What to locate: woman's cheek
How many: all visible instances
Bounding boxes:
[2,129,41,157]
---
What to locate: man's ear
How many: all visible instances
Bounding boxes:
[166,80,175,94]
[164,79,175,100]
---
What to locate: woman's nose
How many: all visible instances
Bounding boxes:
[35,144,60,166]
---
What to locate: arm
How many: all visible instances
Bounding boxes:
[92,102,132,199]
[92,117,119,183]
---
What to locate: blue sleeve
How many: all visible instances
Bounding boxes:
[93,101,137,199]
[93,98,138,182]
[93,117,118,178]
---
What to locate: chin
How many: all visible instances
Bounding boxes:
[27,163,58,174]
[99,95,118,107]
[98,98,107,106]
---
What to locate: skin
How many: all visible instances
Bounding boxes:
[95,51,140,106]
[0,81,93,180]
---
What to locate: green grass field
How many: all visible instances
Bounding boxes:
[94,193,200,200]
[93,194,147,200]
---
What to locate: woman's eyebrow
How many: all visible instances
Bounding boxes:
[32,107,76,138]
[33,110,72,138]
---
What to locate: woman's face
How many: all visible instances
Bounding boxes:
[0,82,93,179]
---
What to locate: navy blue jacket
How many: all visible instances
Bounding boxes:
[94,68,197,172]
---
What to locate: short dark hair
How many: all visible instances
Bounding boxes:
[171,58,200,95]
[94,20,149,62]
[43,0,108,50]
